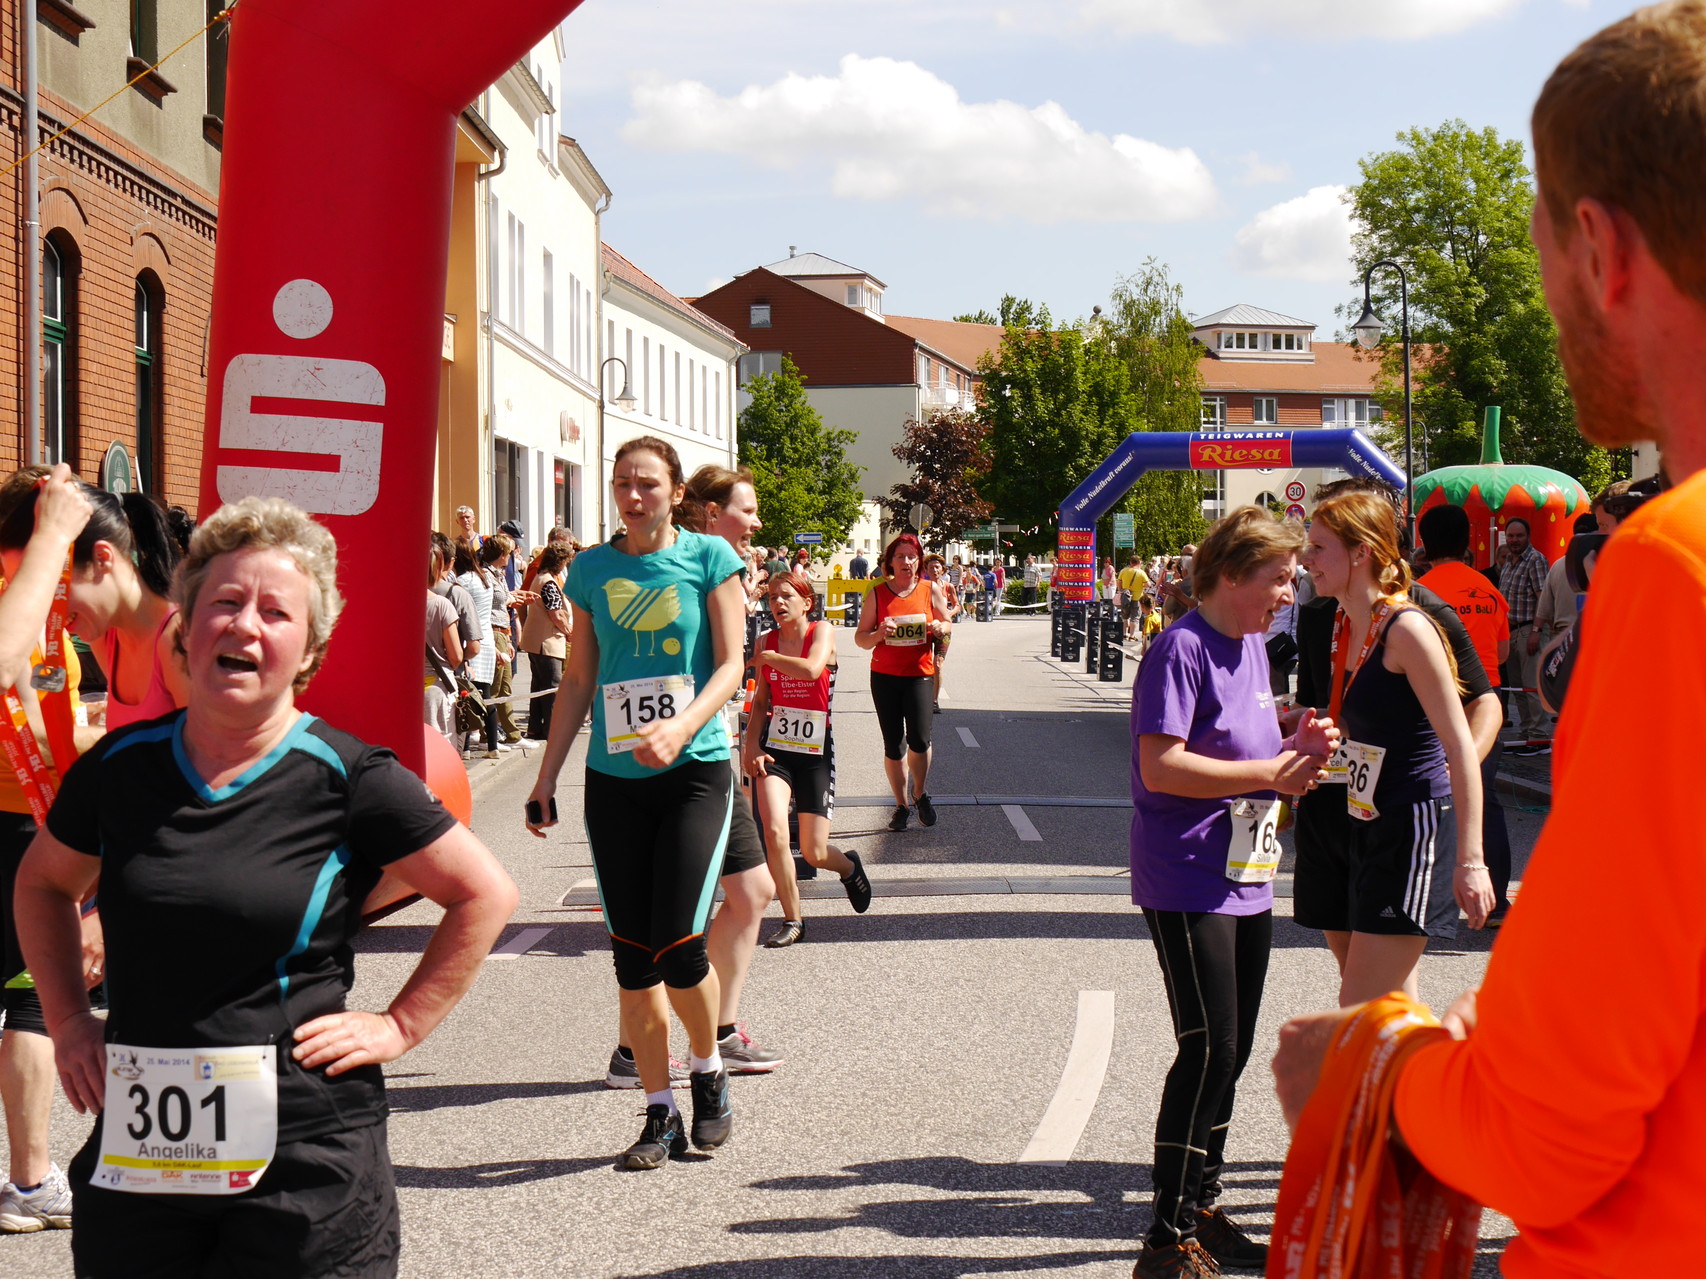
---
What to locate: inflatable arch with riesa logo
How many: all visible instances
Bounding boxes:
[197,0,587,777]
[1054,428,1405,603]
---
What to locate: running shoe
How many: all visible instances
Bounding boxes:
[689,1067,734,1149]
[914,792,938,827]
[1195,1208,1266,1270]
[604,1048,691,1089]
[0,1164,72,1232]
[886,805,910,832]
[841,849,872,913]
[1131,1241,1215,1279]
[763,920,804,948]
[620,1104,687,1170]
[1510,742,1552,757]
[717,1025,784,1073]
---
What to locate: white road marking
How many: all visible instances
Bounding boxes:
[956,727,980,748]
[487,926,554,960]
[1017,990,1116,1165]
[1002,804,1042,841]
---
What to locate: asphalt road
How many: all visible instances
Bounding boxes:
[6,612,1545,1278]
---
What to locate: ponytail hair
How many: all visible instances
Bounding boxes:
[1311,491,1411,599]
[679,464,753,535]
[0,473,179,600]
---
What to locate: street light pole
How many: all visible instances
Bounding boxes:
[1351,259,1412,529]
[596,355,637,543]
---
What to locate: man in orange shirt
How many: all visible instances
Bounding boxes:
[1418,503,1516,922]
[1275,5,1706,1276]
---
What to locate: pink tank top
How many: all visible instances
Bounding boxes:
[102,607,180,731]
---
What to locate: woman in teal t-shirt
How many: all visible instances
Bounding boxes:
[524,436,746,1171]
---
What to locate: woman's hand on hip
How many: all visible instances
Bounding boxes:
[293,1011,412,1076]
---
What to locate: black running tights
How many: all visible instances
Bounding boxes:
[1140,907,1273,1247]
[869,671,931,760]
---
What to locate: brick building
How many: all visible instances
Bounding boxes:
[1191,304,1383,518]
[693,250,1001,555]
[1,0,225,510]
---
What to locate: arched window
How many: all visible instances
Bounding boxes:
[43,234,78,467]
[135,274,163,493]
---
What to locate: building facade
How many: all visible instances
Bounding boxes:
[693,251,1001,557]
[598,243,739,543]
[3,0,225,508]
[1191,304,1383,519]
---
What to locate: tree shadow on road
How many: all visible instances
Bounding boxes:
[394,1155,615,1188]
[614,1250,1127,1278]
[797,913,1346,951]
[387,1079,608,1113]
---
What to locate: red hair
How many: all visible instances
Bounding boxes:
[881,533,923,576]
[766,568,816,603]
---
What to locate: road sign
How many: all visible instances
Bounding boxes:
[793,531,824,544]
[1284,503,1307,522]
[1112,513,1135,548]
[1285,481,1307,502]
[909,502,933,531]
[962,524,996,539]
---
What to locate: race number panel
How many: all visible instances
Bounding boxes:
[885,613,928,646]
[96,1044,278,1196]
[766,706,827,755]
[602,675,695,754]
[1345,741,1387,822]
[1225,798,1283,884]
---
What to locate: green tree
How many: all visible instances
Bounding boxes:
[977,296,1132,560]
[881,408,993,551]
[953,308,1000,326]
[736,357,865,553]
[1347,120,1622,491]
[1100,261,1207,557]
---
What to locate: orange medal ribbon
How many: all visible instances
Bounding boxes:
[1269,994,1482,1279]
[1327,596,1405,727]
[0,551,78,826]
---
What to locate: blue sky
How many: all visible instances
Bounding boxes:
[560,0,1618,335]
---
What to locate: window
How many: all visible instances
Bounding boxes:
[1199,395,1226,427]
[568,272,579,373]
[658,344,667,423]
[714,371,722,439]
[586,287,594,375]
[845,284,861,307]
[493,438,523,527]
[738,352,783,384]
[536,78,555,158]
[1253,396,1277,425]
[624,329,634,405]
[205,0,228,120]
[675,351,682,418]
[606,320,615,393]
[134,275,163,493]
[701,364,707,432]
[687,359,696,430]
[750,303,771,328]
[1322,397,1382,427]
[553,459,571,531]
[43,236,76,468]
[1276,332,1303,352]
[510,218,525,334]
[541,250,554,356]
[641,336,650,415]
[130,0,157,61]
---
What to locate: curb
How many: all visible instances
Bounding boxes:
[1494,769,1551,807]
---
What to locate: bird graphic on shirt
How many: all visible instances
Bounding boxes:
[601,579,681,657]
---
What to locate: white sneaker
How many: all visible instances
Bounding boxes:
[496,742,514,753]
[0,1164,72,1232]
[481,750,501,760]
[519,738,546,749]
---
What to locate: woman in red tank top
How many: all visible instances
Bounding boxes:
[854,533,950,832]
[742,571,870,949]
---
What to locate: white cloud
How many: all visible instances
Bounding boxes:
[1230,185,1355,283]
[621,55,1216,224]
[1234,152,1291,185]
[1073,0,1525,42]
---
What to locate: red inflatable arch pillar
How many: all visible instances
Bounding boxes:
[198,0,585,775]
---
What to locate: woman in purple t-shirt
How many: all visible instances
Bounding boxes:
[1129,508,1338,1279]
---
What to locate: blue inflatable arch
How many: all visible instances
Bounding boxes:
[1054,428,1404,601]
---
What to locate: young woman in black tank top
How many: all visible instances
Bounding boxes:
[1301,491,1494,1006]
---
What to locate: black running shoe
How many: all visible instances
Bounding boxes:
[763,920,804,948]
[887,805,909,832]
[914,792,937,827]
[689,1067,733,1149]
[1195,1207,1267,1270]
[620,1104,686,1170]
[841,849,872,913]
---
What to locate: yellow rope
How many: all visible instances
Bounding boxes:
[2,4,237,181]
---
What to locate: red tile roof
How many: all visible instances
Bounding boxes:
[885,314,1004,376]
[1196,341,1381,395]
[602,244,740,346]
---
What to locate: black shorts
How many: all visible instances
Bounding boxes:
[720,782,768,877]
[870,671,932,759]
[0,809,46,1036]
[1348,796,1458,940]
[761,739,836,819]
[1291,787,1352,932]
[69,1119,399,1279]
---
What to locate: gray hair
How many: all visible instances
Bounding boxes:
[175,497,344,692]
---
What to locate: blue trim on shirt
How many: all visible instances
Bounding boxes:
[287,727,348,779]
[172,712,319,803]
[103,716,181,759]
[275,843,351,999]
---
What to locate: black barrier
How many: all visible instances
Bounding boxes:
[1061,604,1084,664]
[1085,604,1100,674]
[977,591,991,623]
[1050,602,1063,657]
[1100,601,1123,682]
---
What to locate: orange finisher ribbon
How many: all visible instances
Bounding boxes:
[0,551,79,826]
[1269,994,1482,1279]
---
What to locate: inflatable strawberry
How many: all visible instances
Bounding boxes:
[1412,406,1590,568]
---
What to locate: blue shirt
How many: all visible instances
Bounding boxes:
[567,529,745,778]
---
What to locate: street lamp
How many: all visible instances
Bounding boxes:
[596,355,637,541]
[1353,259,1413,526]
